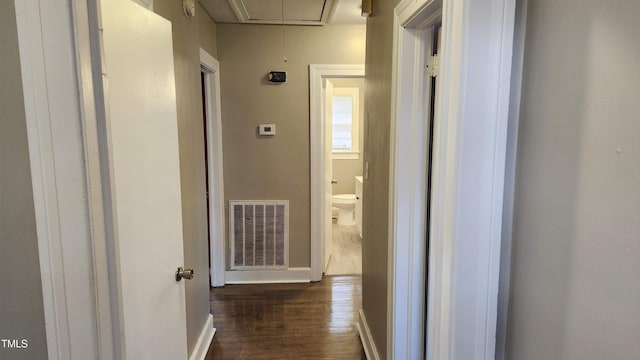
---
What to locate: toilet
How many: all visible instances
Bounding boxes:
[332,194,357,225]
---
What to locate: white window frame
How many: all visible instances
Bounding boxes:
[331,87,361,159]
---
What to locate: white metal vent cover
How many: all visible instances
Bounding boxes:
[229,200,289,270]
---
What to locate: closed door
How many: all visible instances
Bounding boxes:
[100,0,188,358]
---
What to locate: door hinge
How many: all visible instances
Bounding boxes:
[426,55,440,78]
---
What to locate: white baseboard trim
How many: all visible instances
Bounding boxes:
[188,314,216,360]
[224,267,312,284]
[357,308,381,360]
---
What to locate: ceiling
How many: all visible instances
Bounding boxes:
[199,0,367,25]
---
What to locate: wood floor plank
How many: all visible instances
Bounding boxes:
[205,276,365,359]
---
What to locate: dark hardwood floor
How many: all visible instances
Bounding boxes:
[205,275,366,359]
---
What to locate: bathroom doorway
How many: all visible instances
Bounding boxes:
[324,78,365,275]
[309,64,365,281]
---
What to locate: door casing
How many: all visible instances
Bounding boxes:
[388,0,518,359]
[200,48,226,288]
[15,0,111,358]
[309,64,365,281]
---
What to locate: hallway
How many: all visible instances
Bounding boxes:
[205,276,365,359]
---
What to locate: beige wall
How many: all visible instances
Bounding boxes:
[361,0,401,355]
[330,78,364,195]
[198,3,218,58]
[505,0,640,358]
[332,160,362,195]
[217,24,366,267]
[0,2,48,359]
[152,2,217,355]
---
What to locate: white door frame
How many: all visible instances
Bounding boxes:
[388,0,517,359]
[200,48,226,287]
[309,64,365,282]
[15,0,117,359]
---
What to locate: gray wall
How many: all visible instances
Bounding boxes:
[332,160,362,195]
[198,3,218,58]
[330,78,364,196]
[0,1,48,359]
[361,0,402,355]
[152,2,217,355]
[505,0,640,358]
[216,24,366,267]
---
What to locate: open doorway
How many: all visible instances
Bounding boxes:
[200,48,226,287]
[309,64,365,281]
[324,78,365,275]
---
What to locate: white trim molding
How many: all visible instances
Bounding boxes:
[357,309,381,360]
[15,0,113,358]
[309,64,365,282]
[188,314,216,360]
[388,0,517,359]
[200,48,226,287]
[332,152,360,160]
[15,1,72,356]
[224,267,311,284]
[387,2,436,359]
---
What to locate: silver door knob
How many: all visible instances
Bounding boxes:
[175,267,194,281]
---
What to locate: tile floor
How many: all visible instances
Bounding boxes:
[325,220,362,275]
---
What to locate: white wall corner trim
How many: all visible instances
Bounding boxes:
[309,64,365,282]
[388,0,517,359]
[224,267,312,284]
[188,314,216,360]
[200,48,226,287]
[357,309,381,360]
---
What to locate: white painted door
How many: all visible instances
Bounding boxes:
[100,0,188,359]
[324,79,335,271]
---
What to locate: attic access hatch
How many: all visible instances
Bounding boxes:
[228,0,335,25]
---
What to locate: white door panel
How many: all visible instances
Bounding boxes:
[324,79,334,270]
[100,0,188,358]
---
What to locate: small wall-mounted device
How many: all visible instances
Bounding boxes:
[268,71,287,83]
[259,124,276,136]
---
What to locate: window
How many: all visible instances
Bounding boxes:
[331,87,360,159]
[332,96,354,151]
